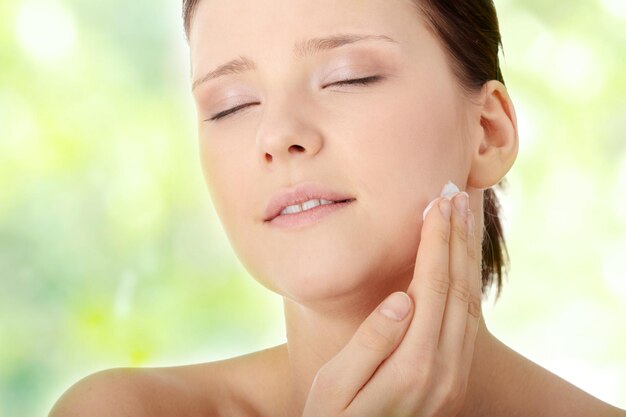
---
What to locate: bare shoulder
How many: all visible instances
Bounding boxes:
[48,365,220,417]
[48,367,156,416]
[48,344,289,417]
[186,343,290,417]
[470,327,626,417]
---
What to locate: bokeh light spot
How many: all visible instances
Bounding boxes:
[601,0,626,20]
[15,0,76,63]
[549,38,604,101]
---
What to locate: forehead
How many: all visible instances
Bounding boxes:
[189,0,424,68]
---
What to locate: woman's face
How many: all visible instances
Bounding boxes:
[189,0,475,303]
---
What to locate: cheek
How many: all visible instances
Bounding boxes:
[199,137,225,206]
[347,82,460,205]
[199,134,271,280]
[199,136,250,231]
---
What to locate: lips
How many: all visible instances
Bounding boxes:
[264,182,355,222]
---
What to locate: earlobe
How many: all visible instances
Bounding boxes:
[467,80,519,190]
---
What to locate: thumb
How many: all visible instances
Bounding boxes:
[354,291,413,354]
[308,292,413,411]
[377,291,413,322]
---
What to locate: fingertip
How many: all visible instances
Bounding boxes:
[378,291,412,321]
[441,180,460,198]
[422,198,439,221]
[423,180,461,222]
[438,197,452,219]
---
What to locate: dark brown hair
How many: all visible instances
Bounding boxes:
[181,0,510,300]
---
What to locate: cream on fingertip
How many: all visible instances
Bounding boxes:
[422,180,461,221]
[441,180,460,199]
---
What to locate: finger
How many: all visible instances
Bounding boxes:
[399,196,452,356]
[461,208,482,373]
[345,190,457,417]
[438,192,471,367]
[303,291,413,416]
[464,208,481,317]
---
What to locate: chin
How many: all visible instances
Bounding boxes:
[232,209,418,302]
[267,255,394,306]
[275,255,361,298]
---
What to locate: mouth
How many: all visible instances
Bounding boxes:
[263,182,356,223]
[265,198,355,222]
[265,198,356,228]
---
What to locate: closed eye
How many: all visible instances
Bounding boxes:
[204,76,383,122]
[206,102,255,122]
[328,75,383,87]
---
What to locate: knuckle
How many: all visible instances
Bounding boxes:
[426,270,450,295]
[391,359,417,388]
[356,323,395,353]
[452,220,468,243]
[449,279,471,303]
[402,356,436,391]
[468,294,482,318]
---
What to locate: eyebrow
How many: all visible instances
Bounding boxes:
[191,33,398,92]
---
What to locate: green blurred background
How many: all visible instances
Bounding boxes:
[0,0,625,415]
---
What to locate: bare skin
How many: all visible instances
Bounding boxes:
[49,326,626,417]
[48,0,626,415]
[49,192,626,416]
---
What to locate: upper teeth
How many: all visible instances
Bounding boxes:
[280,199,336,215]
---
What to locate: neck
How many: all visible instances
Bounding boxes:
[277,187,488,416]
[280,268,415,416]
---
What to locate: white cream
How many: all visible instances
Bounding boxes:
[440,180,460,199]
[422,180,461,221]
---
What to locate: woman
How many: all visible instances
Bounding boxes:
[49,0,626,416]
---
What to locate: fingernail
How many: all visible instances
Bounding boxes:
[422,198,439,221]
[378,292,411,321]
[423,180,460,221]
[439,198,452,219]
[453,192,469,216]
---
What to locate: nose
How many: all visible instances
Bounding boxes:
[256,101,323,166]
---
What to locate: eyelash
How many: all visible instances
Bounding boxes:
[205,75,383,122]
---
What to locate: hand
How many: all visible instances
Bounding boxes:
[302,185,481,417]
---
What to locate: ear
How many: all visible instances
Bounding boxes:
[467,80,519,190]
